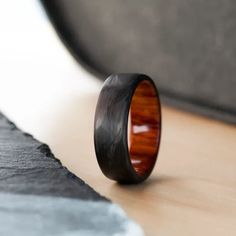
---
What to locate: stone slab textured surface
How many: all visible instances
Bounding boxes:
[0,112,143,235]
[0,112,103,200]
[41,0,236,124]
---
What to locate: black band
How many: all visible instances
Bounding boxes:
[94,74,161,183]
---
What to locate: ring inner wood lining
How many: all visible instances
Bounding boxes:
[129,80,160,176]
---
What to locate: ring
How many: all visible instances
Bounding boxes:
[94,74,161,183]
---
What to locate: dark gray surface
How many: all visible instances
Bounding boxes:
[41,0,236,124]
[0,112,104,200]
[0,113,144,235]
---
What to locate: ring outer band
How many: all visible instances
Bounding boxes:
[94,74,161,184]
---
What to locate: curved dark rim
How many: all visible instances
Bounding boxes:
[94,74,161,184]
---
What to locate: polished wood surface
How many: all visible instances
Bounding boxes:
[3,69,234,235]
[130,80,161,176]
[3,82,236,235]
[52,100,236,236]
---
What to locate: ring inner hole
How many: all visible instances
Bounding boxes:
[129,80,160,176]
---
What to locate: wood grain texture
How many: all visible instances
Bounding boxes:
[56,103,236,236]
[130,80,161,176]
[13,84,235,235]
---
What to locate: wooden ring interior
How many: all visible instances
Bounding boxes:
[129,80,160,176]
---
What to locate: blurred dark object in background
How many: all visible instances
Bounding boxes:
[41,0,236,124]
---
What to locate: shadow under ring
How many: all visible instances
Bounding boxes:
[94,74,161,184]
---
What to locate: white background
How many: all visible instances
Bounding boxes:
[0,0,102,174]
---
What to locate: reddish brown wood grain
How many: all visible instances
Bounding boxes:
[129,80,161,175]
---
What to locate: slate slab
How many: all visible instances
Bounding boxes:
[0,112,143,235]
[0,112,103,200]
